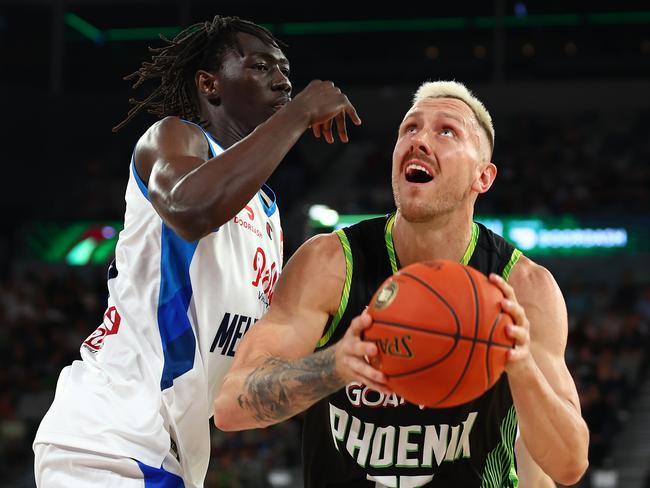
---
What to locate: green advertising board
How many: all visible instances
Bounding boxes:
[25,212,648,266]
[308,207,648,257]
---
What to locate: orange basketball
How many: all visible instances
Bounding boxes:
[365,259,514,408]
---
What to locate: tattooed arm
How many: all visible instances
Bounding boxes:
[235,349,340,426]
[214,233,387,430]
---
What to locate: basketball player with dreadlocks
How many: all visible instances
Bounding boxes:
[33,15,360,488]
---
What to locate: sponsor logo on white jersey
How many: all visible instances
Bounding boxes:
[210,312,258,357]
[233,205,263,238]
[251,247,278,306]
[82,306,121,353]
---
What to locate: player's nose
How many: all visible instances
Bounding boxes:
[410,131,432,156]
[271,68,291,94]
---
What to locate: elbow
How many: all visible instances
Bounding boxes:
[213,412,236,432]
[214,395,272,432]
[213,396,239,432]
[166,209,233,242]
[554,457,589,486]
[213,381,258,432]
[163,210,212,242]
[553,432,590,486]
[173,223,206,243]
[152,190,221,242]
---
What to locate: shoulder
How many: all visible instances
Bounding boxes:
[136,116,205,151]
[288,232,345,273]
[509,255,568,346]
[133,117,211,183]
[273,232,346,316]
[309,231,345,252]
[508,254,561,303]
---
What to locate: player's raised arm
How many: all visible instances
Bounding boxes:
[214,232,385,431]
[135,79,360,242]
[490,259,589,485]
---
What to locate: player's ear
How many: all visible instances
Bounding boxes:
[472,161,496,194]
[196,70,220,105]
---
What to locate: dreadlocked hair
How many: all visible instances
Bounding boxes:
[112,15,286,132]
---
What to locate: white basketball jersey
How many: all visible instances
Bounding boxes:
[34,123,283,487]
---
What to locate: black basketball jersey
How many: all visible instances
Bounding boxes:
[303,214,522,488]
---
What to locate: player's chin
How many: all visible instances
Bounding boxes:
[399,203,435,223]
[270,102,288,114]
[255,107,278,125]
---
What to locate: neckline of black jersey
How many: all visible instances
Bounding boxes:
[384,213,480,273]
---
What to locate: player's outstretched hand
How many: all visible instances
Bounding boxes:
[333,311,390,394]
[289,80,361,143]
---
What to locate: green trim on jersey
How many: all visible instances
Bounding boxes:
[480,405,519,488]
[502,249,522,281]
[317,230,353,348]
[461,222,480,265]
[385,215,480,270]
[384,213,398,274]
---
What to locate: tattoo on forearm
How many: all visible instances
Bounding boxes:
[237,348,342,424]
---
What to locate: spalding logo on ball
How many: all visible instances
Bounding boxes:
[365,259,514,408]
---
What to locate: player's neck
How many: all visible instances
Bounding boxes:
[202,119,246,149]
[392,209,474,267]
[201,108,251,149]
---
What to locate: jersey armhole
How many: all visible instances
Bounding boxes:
[131,119,216,201]
[315,230,353,350]
[502,249,523,282]
[131,153,150,200]
[180,119,217,158]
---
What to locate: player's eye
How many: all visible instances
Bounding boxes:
[254,63,269,71]
[280,67,290,77]
[440,128,455,138]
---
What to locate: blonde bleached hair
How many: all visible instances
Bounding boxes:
[413,80,494,154]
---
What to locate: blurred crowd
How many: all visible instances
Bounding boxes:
[567,277,650,470]
[485,110,650,218]
[316,109,650,220]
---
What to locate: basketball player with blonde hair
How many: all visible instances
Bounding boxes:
[214,80,589,487]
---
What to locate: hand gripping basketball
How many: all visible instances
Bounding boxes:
[489,273,532,376]
[333,311,390,395]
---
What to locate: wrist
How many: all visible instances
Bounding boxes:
[330,345,349,389]
[280,98,312,130]
[505,354,537,382]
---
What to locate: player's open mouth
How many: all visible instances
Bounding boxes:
[404,163,434,183]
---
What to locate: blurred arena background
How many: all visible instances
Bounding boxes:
[1,0,649,486]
